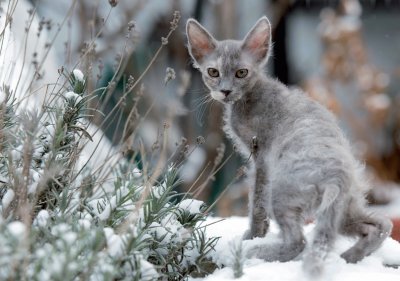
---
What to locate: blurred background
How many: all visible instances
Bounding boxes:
[29,0,400,217]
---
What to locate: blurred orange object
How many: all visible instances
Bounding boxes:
[391,218,400,242]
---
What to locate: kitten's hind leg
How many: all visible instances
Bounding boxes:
[303,185,343,277]
[340,202,393,263]
[246,205,306,262]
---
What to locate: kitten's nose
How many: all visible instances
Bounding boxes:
[220,90,232,96]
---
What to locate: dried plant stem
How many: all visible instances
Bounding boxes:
[74,24,178,183]
[37,0,78,69]
[91,25,178,139]
[10,7,36,107]
[17,138,33,224]
[0,0,18,41]
[117,122,171,233]
[181,162,211,200]
[193,151,234,199]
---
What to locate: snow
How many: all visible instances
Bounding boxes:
[98,185,130,221]
[103,227,126,258]
[50,253,66,275]
[148,222,169,242]
[62,231,78,245]
[191,217,400,281]
[34,210,50,227]
[1,189,15,210]
[140,259,159,280]
[51,224,72,240]
[133,167,142,178]
[64,91,83,105]
[152,183,167,199]
[28,170,41,194]
[148,216,189,246]
[78,218,91,230]
[72,69,84,82]
[0,174,7,183]
[7,221,26,237]
[178,199,205,214]
[11,145,23,161]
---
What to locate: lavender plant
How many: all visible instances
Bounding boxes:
[0,70,219,280]
[0,2,222,279]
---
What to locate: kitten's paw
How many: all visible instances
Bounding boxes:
[242,229,265,240]
[340,249,363,264]
[302,253,324,278]
[243,220,269,240]
[242,229,253,240]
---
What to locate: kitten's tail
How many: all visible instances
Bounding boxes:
[317,184,340,215]
[303,184,341,278]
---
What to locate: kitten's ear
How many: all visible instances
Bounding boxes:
[242,16,272,64]
[186,19,217,64]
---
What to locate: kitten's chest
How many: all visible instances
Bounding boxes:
[223,104,263,153]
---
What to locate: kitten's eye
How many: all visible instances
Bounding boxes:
[207,68,220,77]
[235,69,248,78]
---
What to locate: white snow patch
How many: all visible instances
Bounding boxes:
[28,169,41,194]
[50,253,66,275]
[72,69,84,82]
[133,167,142,178]
[148,222,168,242]
[64,91,82,105]
[78,218,91,230]
[2,189,15,210]
[104,227,125,258]
[190,217,400,281]
[63,231,77,245]
[98,204,112,221]
[140,259,159,280]
[0,174,7,183]
[152,183,167,199]
[178,199,205,214]
[98,185,130,221]
[34,210,50,227]
[7,221,26,237]
[51,223,69,236]
[11,145,23,161]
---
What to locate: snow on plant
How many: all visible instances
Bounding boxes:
[229,239,244,279]
[0,70,219,280]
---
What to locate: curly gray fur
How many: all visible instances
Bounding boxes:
[186,16,392,277]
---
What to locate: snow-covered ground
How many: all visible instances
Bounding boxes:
[194,217,400,281]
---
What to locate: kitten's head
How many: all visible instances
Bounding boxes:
[186,16,272,104]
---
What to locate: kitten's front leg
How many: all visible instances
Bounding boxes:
[243,165,269,240]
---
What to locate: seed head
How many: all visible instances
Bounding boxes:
[108,0,118,7]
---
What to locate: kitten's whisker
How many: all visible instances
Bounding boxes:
[193,95,210,105]
[191,95,214,126]
[193,96,212,112]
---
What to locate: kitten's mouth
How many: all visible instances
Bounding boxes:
[210,91,238,104]
[210,91,226,102]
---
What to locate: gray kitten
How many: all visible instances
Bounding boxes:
[186,16,392,276]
